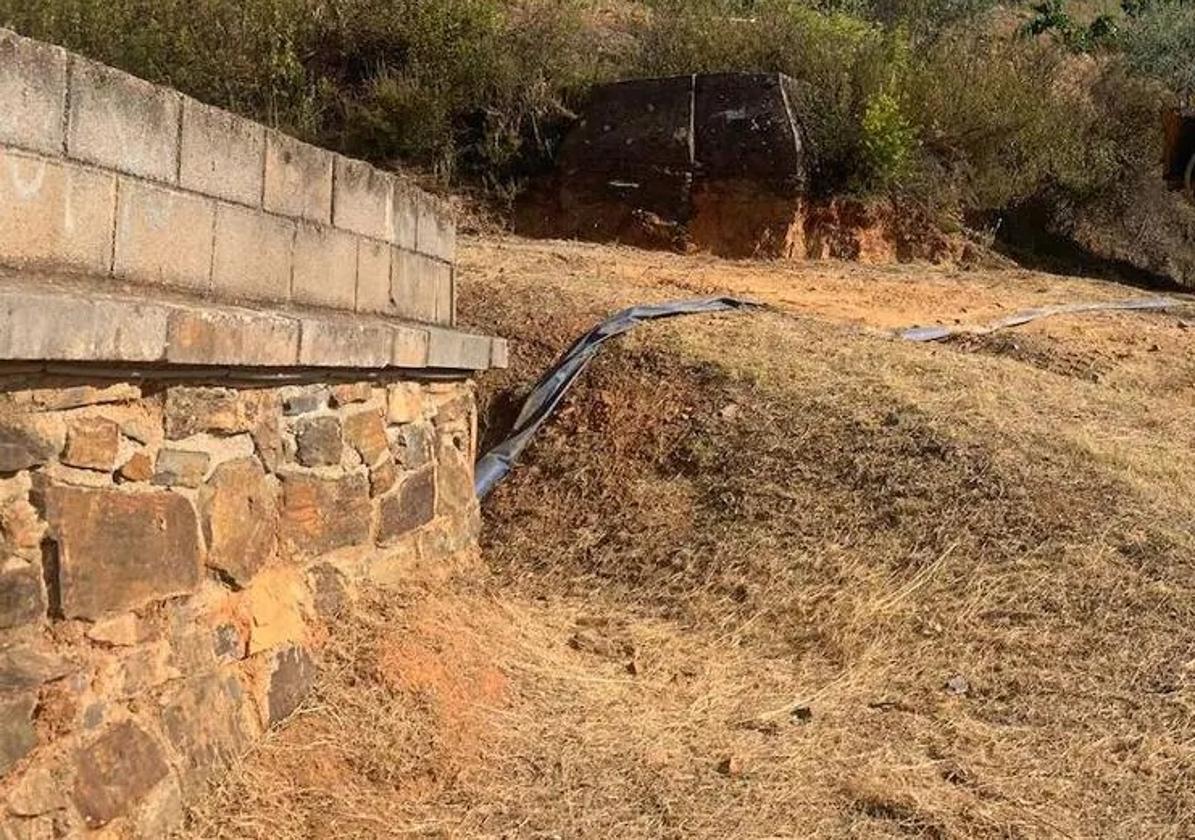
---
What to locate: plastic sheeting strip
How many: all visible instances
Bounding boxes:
[475,296,762,499]
[899,296,1181,343]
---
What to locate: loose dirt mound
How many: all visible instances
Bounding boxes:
[518,182,967,264]
[187,237,1195,839]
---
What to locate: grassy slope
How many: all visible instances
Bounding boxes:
[190,239,1195,839]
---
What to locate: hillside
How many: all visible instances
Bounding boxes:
[187,237,1195,839]
[3,0,1193,284]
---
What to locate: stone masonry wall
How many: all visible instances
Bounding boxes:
[0,374,479,837]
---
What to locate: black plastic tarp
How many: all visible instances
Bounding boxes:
[475,296,761,498]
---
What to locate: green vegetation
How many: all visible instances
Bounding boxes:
[1,0,1189,219]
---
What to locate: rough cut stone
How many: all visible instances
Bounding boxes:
[244,391,283,473]
[43,486,202,620]
[282,390,327,416]
[117,451,154,483]
[115,641,179,698]
[71,722,169,828]
[386,383,424,425]
[279,472,370,555]
[294,416,343,468]
[309,564,349,619]
[133,774,183,838]
[436,431,476,517]
[6,766,63,816]
[0,692,37,777]
[377,467,436,545]
[0,643,71,692]
[369,459,398,498]
[0,412,64,472]
[0,562,44,630]
[199,458,277,586]
[151,449,210,488]
[1,499,44,555]
[394,422,434,469]
[85,614,141,647]
[164,387,249,439]
[342,409,388,467]
[60,417,120,471]
[330,383,372,407]
[264,645,315,726]
[212,624,245,662]
[161,673,250,793]
[19,384,140,412]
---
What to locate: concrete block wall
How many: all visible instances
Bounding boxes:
[0,27,507,838]
[0,27,458,326]
[0,376,480,837]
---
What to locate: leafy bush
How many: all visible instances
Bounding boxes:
[0,0,1178,223]
[0,0,602,181]
[1120,0,1195,96]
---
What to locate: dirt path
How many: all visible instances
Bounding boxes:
[459,235,1175,331]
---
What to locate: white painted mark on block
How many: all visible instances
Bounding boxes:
[7,155,47,200]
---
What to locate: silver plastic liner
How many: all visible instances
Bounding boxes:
[475,297,761,499]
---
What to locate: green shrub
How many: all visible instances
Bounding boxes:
[0,0,1176,223]
[861,90,918,188]
[0,0,602,181]
[1120,0,1195,96]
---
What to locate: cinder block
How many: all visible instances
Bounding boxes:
[356,238,391,314]
[0,30,68,155]
[490,337,509,369]
[0,290,168,361]
[0,147,115,274]
[292,224,356,309]
[332,156,392,241]
[426,328,494,371]
[212,203,294,303]
[434,264,454,325]
[415,193,456,262]
[263,131,332,224]
[391,180,418,249]
[67,58,181,183]
[390,249,446,324]
[166,306,300,366]
[392,326,430,368]
[180,98,265,206]
[298,317,393,368]
[114,179,215,292]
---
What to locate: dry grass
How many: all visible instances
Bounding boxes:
[186,237,1195,839]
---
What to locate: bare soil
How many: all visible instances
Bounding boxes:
[188,236,1195,839]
